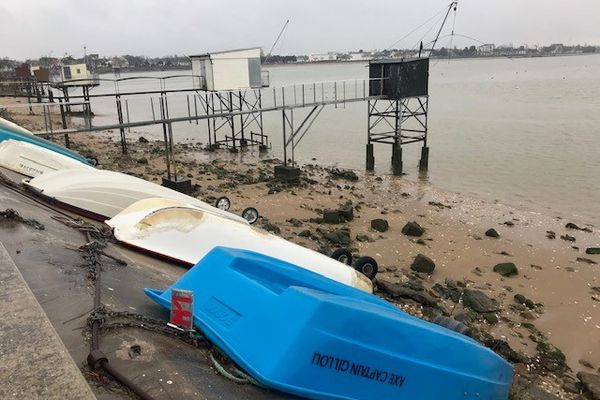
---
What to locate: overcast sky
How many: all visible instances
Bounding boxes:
[1,0,599,60]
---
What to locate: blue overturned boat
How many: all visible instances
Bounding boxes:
[0,117,94,165]
[146,247,513,400]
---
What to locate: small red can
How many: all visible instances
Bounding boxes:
[170,289,194,330]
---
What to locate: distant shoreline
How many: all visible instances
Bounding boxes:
[93,65,190,75]
[86,52,599,74]
[263,52,597,67]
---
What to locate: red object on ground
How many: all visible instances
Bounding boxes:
[170,289,193,330]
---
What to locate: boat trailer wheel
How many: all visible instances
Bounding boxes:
[353,256,378,280]
[331,248,353,266]
[241,207,259,224]
[215,196,231,211]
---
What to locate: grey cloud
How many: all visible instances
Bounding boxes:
[1,0,598,60]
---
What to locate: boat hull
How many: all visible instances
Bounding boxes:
[0,123,93,165]
[109,198,370,291]
[24,169,248,224]
[146,247,513,400]
[0,139,92,177]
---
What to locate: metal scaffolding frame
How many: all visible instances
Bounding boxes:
[22,74,433,178]
[281,105,325,165]
[196,89,268,151]
[30,76,381,158]
[366,95,429,175]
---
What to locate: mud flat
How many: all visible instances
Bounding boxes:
[2,103,600,399]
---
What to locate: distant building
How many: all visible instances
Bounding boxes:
[60,64,86,81]
[15,63,31,78]
[309,53,336,62]
[477,44,495,55]
[348,51,371,61]
[31,66,49,82]
[110,56,129,69]
[13,63,48,82]
[515,46,527,56]
[57,63,98,86]
[549,43,564,54]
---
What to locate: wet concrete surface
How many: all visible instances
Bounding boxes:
[0,175,293,399]
[0,242,96,400]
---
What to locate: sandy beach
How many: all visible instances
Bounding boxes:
[2,100,600,399]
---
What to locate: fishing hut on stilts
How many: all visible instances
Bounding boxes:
[366,57,430,175]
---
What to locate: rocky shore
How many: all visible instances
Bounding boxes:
[2,99,599,399]
[62,128,599,400]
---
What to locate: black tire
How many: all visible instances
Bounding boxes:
[432,316,473,337]
[354,256,378,280]
[88,157,99,166]
[331,248,352,265]
[241,207,259,224]
[215,196,231,211]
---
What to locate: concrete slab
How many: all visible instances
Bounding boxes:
[0,242,96,399]
[0,179,293,399]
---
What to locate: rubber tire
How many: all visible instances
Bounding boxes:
[241,207,259,224]
[353,256,378,280]
[331,248,353,266]
[432,316,473,337]
[88,157,99,166]
[215,196,231,211]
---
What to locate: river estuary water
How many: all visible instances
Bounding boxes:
[92,55,600,225]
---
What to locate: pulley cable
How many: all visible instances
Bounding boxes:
[385,5,449,51]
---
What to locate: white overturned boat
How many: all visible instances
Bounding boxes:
[23,169,248,224]
[0,139,93,177]
[0,116,34,136]
[107,198,373,292]
[0,117,94,165]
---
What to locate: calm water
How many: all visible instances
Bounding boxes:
[91,55,600,224]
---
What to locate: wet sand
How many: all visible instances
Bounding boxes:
[3,101,600,398]
[68,128,599,372]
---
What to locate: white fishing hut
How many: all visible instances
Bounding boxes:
[58,64,98,85]
[189,47,268,91]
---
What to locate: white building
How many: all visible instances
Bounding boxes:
[477,44,495,55]
[58,63,98,85]
[189,47,267,91]
[110,56,129,69]
[309,53,336,62]
[348,52,371,61]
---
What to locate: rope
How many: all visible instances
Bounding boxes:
[385,6,449,50]
[411,12,449,51]
[427,33,516,61]
[209,352,251,384]
[231,366,263,387]
[0,174,262,392]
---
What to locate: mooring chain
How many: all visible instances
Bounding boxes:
[89,307,260,386]
[54,209,260,390]
[86,307,209,348]
[87,305,109,328]
[52,215,113,243]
